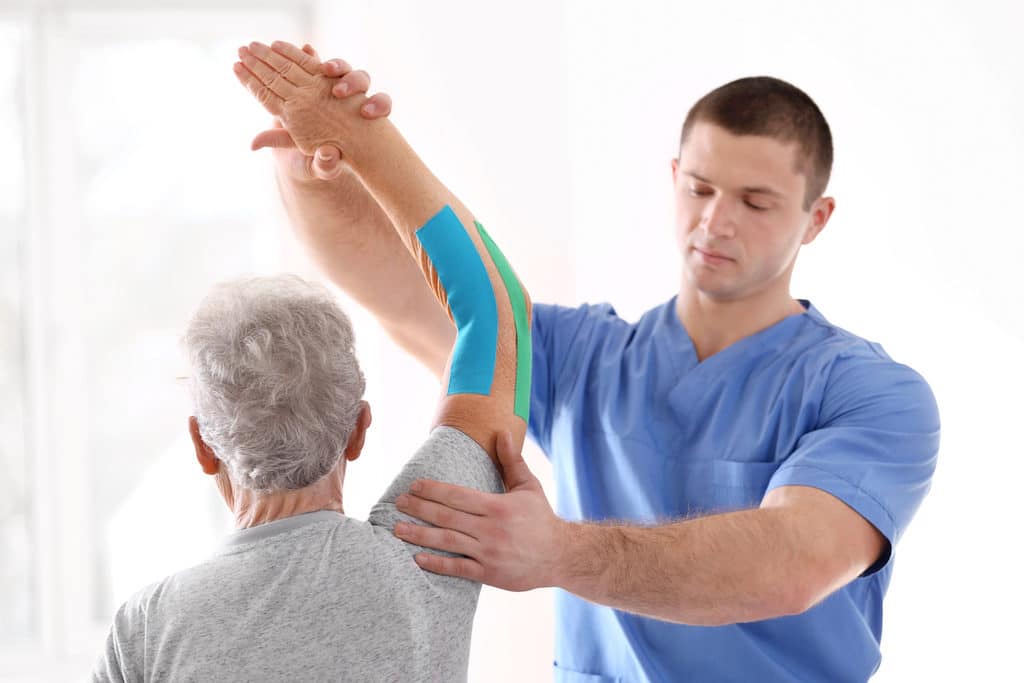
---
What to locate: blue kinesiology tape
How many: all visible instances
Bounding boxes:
[415,205,499,397]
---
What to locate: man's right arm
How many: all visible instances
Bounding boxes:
[274,165,454,377]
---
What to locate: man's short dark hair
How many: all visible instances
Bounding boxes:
[680,76,833,210]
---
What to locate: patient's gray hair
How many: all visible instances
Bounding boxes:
[182,274,365,492]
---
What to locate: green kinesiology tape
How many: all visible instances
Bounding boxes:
[476,221,532,423]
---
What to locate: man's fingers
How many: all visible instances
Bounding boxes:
[251,128,296,151]
[322,58,353,78]
[267,39,322,76]
[232,62,284,116]
[413,553,486,582]
[496,431,537,490]
[361,92,392,119]
[407,480,495,515]
[394,522,480,557]
[395,494,485,539]
[332,69,371,98]
[238,46,295,98]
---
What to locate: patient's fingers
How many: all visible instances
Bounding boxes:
[238,46,295,100]
[232,61,284,116]
[261,39,321,78]
[246,41,310,88]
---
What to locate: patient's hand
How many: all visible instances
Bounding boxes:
[234,41,374,164]
[249,44,392,182]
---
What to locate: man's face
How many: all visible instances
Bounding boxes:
[672,121,832,302]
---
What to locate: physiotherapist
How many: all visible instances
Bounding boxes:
[262,47,940,682]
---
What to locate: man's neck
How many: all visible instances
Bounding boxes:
[675,284,805,362]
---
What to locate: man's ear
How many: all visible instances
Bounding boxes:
[803,196,836,245]
[343,402,372,462]
[189,416,220,475]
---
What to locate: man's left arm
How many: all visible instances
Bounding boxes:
[396,443,883,625]
[394,357,940,625]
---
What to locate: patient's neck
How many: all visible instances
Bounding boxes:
[228,462,346,529]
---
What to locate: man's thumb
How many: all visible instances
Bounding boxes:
[312,145,343,180]
[496,431,534,490]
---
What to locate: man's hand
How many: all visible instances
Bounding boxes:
[249,44,392,182]
[393,432,568,591]
[233,40,377,166]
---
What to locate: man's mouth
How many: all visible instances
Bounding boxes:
[693,246,733,263]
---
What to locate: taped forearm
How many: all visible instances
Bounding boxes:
[344,121,531,426]
[413,205,532,422]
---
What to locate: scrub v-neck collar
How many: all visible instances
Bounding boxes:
[664,294,817,375]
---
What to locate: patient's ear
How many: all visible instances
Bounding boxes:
[343,402,372,462]
[189,416,220,475]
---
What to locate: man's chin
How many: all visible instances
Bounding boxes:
[684,268,740,299]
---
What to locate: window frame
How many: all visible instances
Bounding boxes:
[1,0,315,675]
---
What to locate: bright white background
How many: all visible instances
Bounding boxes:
[1,0,1021,681]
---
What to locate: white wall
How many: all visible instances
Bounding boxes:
[4,0,1019,680]
[313,1,1023,680]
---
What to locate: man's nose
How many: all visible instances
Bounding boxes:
[701,198,736,239]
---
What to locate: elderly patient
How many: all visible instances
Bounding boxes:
[91,39,531,683]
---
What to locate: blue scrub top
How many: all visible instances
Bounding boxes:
[528,297,939,683]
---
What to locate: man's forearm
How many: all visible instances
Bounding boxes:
[556,507,828,626]
[276,170,454,376]
[335,113,531,457]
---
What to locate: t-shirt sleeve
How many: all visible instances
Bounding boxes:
[90,600,144,683]
[369,426,503,536]
[766,354,940,575]
[528,302,616,454]
[90,629,127,683]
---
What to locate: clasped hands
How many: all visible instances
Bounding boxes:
[233,41,391,180]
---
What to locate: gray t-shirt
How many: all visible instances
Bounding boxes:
[90,427,502,683]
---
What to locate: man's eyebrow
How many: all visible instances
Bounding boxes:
[683,171,784,198]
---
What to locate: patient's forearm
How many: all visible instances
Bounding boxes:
[274,169,454,376]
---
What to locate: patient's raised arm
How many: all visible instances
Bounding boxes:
[233,41,530,462]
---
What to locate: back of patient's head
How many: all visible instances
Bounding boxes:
[183,274,365,492]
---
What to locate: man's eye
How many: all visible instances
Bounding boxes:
[744,200,769,211]
[689,188,712,197]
